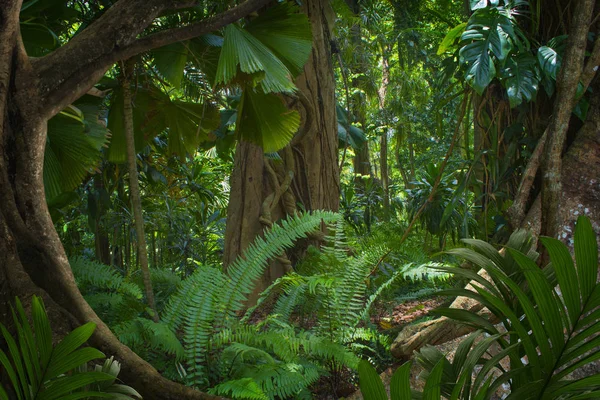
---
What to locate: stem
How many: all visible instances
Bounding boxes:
[121,60,159,321]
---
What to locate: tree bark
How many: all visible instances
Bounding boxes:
[540,0,595,240]
[224,0,338,302]
[121,61,158,321]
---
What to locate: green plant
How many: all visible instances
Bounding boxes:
[162,211,343,391]
[406,163,474,249]
[358,358,444,400]
[360,216,600,399]
[208,322,357,399]
[0,296,140,400]
[248,219,448,375]
[438,216,600,398]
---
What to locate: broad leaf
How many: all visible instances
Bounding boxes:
[358,360,387,400]
[44,99,109,200]
[235,88,300,152]
[245,3,312,77]
[459,8,518,94]
[152,41,189,88]
[501,52,539,107]
[216,24,296,93]
[438,23,467,55]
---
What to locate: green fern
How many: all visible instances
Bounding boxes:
[113,317,184,360]
[70,257,142,299]
[209,323,357,399]
[162,211,340,388]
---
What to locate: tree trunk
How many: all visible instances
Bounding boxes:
[540,0,595,240]
[223,0,338,302]
[379,52,391,221]
[121,62,158,320]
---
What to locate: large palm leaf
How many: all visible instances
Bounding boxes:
[44,98,109,201]
[436,216,600,399]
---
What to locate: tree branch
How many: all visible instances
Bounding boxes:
[37,0,271,119]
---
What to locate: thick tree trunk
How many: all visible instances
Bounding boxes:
[121,63,158,320]
[224,0,338,301]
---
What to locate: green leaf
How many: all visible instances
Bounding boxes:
[216,24,296,93]
[44,101,109,199]
[389,362,411,400]
[37,372,114,400]
[540,236,580,327]
[245,2,312,77]
[52,322,98,363]
[338,123,367,149]
[502,52,539,108]
[31,297,53,370]
[438,23,467,55]
[236,88,300,152]
[423,359,444,400]
[358,360,387,400]
[45,348,105,380]
[459,8,517,94]
[152,42,189,88]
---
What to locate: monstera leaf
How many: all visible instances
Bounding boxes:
[44,98,109,201]
[458,2,531,95]
[537,37,565,96]
[501,52,539,107]
[459,7,517,94]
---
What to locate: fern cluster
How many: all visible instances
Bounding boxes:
[70,256,185,379]
[208,322,358,399]
[248,219,446,372]
[161,211,343,393]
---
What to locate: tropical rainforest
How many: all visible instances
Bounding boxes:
[1,0,600,399]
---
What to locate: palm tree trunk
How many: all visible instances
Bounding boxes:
[379,51,391,221]
[121,61,158,321]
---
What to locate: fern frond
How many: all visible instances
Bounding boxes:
[210,378,269,400]
[113,317,184,359]
[220,211,341,324]
[70,256,142,299]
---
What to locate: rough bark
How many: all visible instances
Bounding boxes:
[541,0,595,240]
[224,0,338,301]
[0,1,272,398]
[121,62,158,320]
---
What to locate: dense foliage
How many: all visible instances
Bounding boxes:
[3,0,598,398]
